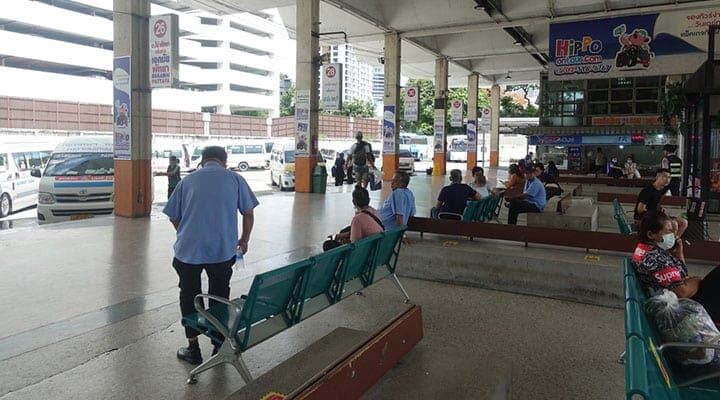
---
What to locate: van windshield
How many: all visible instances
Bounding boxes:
[284,150,295,163]
[44,153,115,176]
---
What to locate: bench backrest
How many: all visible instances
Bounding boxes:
[614,199,634,235]
[336,233,383,300]
[557,192,572,214]
[472,195,495,222]
[237,259,312,350]
[371,226,406,282]
[295,244,352,322]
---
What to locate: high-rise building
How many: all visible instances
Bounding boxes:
[324,44,374,104]
[0,0,295,116]
[372,66,384,104]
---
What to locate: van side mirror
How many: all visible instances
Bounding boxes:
[31,168,42,178]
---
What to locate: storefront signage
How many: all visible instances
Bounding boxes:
[149,14,179,89]
[582,135,632,145]
[549,9,720,80]
[321,63,343,111]
[113,56,131,160]
[530,135,582,145]
[480,107,492,132]
[591,116,661,126]
[404,86,418,122]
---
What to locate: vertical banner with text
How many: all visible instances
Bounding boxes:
[113,56,131,160]
[294,90,310,157]
[149,14,179,89]
[450,100,463,127]
[403,86,418,122]
[433,110,445,155]
[383,105,396,153]
[466,119,477,153]
[321,63,343,111]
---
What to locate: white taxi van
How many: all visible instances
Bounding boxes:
[269,141,295,191]
[36,136,114,224]
[0,142,53,217]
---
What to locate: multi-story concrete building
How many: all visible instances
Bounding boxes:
[0,0,294,116]
[324,44,375,104]
[372,66,384,104]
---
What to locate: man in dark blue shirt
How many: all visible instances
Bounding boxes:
[431,169,482,219]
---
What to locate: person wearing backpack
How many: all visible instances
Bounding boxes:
[345,131,375,188]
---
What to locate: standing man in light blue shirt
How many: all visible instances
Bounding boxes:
[163,146,259,365]
[378,170,416,229]
[507,164,546,225]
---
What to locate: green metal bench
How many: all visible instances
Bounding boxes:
[623,258,720,399]
[614,199,635,235]
[181,226,409,384]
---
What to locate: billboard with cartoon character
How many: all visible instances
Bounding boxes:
[549,9,720,80]
[113,56,131,160]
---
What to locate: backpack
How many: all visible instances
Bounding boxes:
[353,141,369,166]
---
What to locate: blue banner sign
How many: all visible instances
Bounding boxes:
[549,9,720,80]
[530,136,582,145]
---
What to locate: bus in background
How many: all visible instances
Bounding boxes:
[0,142,54,218]
[36,136,114,224]
[446,135,468,162]
[399,133,431,161]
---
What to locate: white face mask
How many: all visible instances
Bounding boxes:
[657,232,676,250]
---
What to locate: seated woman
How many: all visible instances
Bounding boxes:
[624,155,641,179]
[632,211,720,323]
[547,160,559,182]
[500,164,524,190]
[469,166,494,198]
[323,186,384,250]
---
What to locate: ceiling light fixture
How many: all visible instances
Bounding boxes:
[505,72,512,80]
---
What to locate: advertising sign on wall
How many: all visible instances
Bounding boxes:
[321,63,343,111]
[529,135,582,146]
[450,100,463,127]
[113,56,131,160]
[149,14,179,89]
[295,90,310,157]
[383,105,396,153]
[404,86,419,122]
[549,9,720,80]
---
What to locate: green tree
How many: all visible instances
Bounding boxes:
[279,85,295,117]
[325,98,377,118]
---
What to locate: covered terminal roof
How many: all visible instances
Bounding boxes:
[154,0,720,86]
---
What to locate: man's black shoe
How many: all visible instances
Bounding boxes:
[177,345,203,365]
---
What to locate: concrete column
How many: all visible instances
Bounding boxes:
[466,73,479,171]
[489,83,500,167]
[382,33,401,181]
[432,58,448,176]
[113,0,152,218]
[294,0,319,193]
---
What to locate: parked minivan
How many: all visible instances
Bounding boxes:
[226,140,269,171]
[0,142,53,217]
[36,136,114,224]
[269,142,295,191]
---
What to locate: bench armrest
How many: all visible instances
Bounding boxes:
[659,342,720,387]
[193,294,246,341]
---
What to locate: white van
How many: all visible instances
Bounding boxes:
[226,140,269,171]
[269,142,295,191]
[36,136,115,224]
[0,142,53,217]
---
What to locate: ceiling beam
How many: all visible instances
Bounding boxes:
[400,0,720,39]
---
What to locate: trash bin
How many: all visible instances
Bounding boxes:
[312,165,327,194]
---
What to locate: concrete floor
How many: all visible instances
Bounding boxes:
[2,169,712,399]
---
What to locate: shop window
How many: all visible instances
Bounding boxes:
[588,90,608,102]
[588,103,608,115]
[611,77,633,88]
[635,76,660,87]
[587,79,609,90]
[610,103,633,114]
[635,88,659,101]
[611,89,633,101]
[562,103,582,115]
[636,101,659,114]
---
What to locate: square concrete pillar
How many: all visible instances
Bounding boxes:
[382,33,401,181]
[432,58,448,176]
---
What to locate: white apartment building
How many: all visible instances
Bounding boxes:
[0,0,295,116]
[372,66,384,104]
[324,44,374,105]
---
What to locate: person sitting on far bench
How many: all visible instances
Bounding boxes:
[506,164,546,225]
[634,168,688,239]
[431,169,482,219]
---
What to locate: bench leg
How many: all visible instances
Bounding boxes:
[187,341,254,384]
[392,273,411,304]
[617,350,625,365]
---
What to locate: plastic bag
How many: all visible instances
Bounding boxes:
[644,290,720,366]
